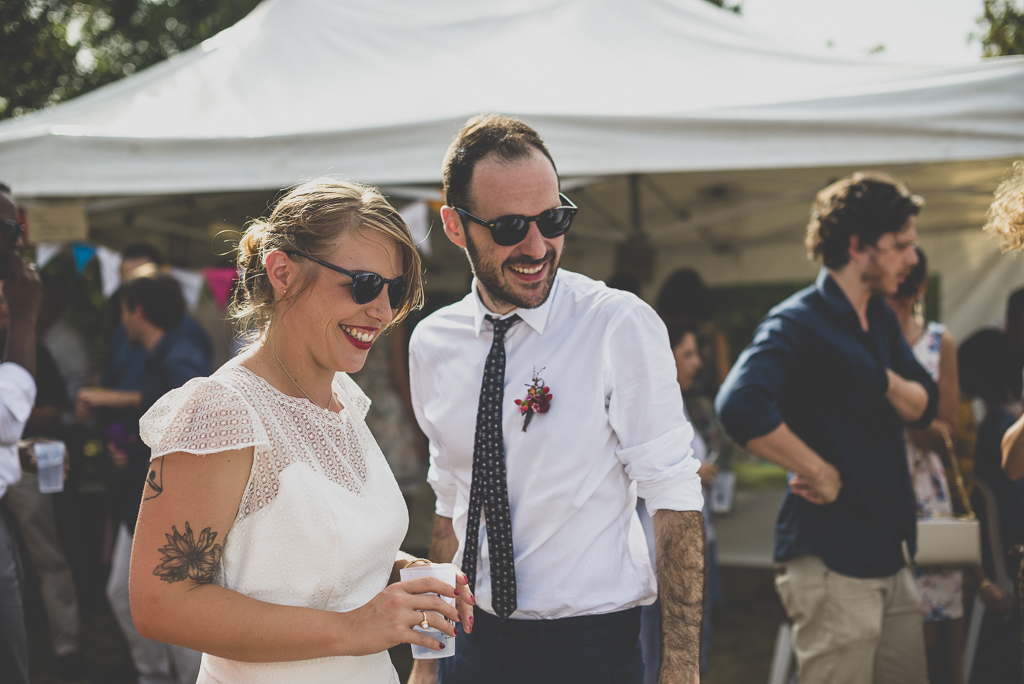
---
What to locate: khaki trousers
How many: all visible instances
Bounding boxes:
[775,554,927,684]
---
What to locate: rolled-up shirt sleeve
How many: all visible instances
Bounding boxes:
[889,320,939,430]
[716,316,800,446]
[0,362,36,446]
[606,305,702,515]
[409,334,458,519]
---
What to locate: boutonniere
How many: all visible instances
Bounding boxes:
[514,367,552,432]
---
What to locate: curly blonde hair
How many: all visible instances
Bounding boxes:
[984,161,1024,252]
[232,179,424,340]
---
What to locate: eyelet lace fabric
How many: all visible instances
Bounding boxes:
[139,365,407,684]
[142,366,374,520]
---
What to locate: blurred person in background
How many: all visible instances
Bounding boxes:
[638,318,723,682]
[656,268,730,398]
[77,272,209,684]
[0,279,88,681]
[38,272,90,405]
[0,181,43,684]
[1004,286,1024,350]
[888,248,1008,684]
[987,162,1024,482]
[100,243,212,393]
[717,172,938,684]
[959,328,1024,681]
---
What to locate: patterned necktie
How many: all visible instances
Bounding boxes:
[463,314,520,619]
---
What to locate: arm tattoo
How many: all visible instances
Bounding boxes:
[153,521,223,584]
[655,509,705,684]
[144,458,164,500]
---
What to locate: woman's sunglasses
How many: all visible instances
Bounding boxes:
[453,193,578,247]
[284,251,407,309]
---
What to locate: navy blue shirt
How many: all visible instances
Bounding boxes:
[716,269,939,578]
[102,315,212,392]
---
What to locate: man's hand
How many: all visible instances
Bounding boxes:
[697,463,718,490]
[76,387,143,421]
[789,460,841,505]
[654,509,704,684]
[746,423,842,506]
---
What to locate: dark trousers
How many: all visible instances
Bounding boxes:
[0,507,28,684]
[438,606,643,684]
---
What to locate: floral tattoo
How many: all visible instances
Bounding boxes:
[153,521,223,584]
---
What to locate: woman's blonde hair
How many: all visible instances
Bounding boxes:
[232,179,424,340]
[984,161,1024,252]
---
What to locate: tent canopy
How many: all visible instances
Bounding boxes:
[1,0,1023,196]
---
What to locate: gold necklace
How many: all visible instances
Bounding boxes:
[266,339,334,411]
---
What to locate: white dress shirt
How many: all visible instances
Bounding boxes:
[410,269,703,620]
[0,362,36,498]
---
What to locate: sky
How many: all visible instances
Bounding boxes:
[739,0,988,63]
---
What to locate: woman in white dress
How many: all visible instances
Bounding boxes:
[127,180,473,683]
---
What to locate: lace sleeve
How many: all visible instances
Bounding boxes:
[335,372,371,420]
[140,376,270,460]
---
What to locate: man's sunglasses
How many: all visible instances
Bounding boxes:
[0,219,24,247]
[284,251,407,309]
[453,193,578,247]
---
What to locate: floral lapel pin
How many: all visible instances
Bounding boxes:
[514,367,552,432]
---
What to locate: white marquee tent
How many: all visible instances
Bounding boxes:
[2,0,1024,338]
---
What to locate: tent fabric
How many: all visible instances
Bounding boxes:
[1,0,1023,196]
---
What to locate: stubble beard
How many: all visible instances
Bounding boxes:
[465,232,560,310]
[862,251,898,298]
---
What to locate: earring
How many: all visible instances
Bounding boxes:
[283,289,288,295]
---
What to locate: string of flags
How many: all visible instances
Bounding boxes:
[35,242,239,313]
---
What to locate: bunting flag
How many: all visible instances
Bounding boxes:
[203,267,237,312]
[400,201,431,256]
[35,243,61,269]
[95,246,123,297]
[71,243,97,275]
[170,267,205,312]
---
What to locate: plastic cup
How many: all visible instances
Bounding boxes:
[35,441,65,494]
[400,562,457,659]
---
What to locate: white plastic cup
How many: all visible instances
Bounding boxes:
[400,562,457,660]
[35,441,65,494]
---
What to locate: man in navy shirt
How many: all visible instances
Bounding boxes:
[716,173,938,684]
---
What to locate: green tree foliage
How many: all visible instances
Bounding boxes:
[1,0,261,119]
[977,0,1024,56]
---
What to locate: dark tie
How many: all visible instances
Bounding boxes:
[463,314,520,619]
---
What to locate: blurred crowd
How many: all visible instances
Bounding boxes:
[1,159,1024,684]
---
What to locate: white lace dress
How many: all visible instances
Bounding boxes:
[140,365,408,683]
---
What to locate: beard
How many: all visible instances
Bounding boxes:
[465,231,560,310]
[861,252,900,297]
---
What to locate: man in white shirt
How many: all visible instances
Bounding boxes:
[408,115,705,684]
[0,181,43,684]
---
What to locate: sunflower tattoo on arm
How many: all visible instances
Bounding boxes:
[153,521,223,584]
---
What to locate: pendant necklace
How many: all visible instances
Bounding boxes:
[267,339,334,411]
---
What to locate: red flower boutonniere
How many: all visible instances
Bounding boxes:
[514,367,552,432]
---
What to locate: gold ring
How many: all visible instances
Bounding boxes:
[419,611,430,630]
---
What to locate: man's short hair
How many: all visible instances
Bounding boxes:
[121,242,166,266]
[0,181,11,195]
[958,328,1024,404]
[442,113,557,212]
[984,160,1024,252]
[805,172,924,270]
[120,273,184,332]
[657,269,713,322]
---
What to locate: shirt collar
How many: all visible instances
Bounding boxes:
[815,267,886,327]
[471,270,560,337]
